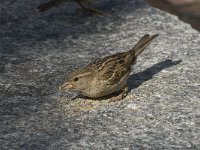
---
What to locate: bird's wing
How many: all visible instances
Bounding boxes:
[86,52,132,85]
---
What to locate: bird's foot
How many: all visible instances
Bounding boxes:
[109,85,128,102]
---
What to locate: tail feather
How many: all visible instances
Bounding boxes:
[131,34,159,57]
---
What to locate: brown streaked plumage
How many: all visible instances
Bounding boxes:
[59,34,159,101]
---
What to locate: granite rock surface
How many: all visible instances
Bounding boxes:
[0,0,200,149]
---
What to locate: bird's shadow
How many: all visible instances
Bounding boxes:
[127,59,182,93]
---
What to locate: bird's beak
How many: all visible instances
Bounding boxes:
[59,82,74,91]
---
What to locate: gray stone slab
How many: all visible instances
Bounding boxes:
[0,0,200,149]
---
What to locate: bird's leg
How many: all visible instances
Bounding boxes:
[76,1,104,15]
[109,84,129,102]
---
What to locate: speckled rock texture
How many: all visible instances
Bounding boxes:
[0,0,200,149]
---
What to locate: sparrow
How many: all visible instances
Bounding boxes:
[37,0,104,15]
[59,34,159,101]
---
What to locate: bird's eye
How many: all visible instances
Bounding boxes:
[74,77,79,81]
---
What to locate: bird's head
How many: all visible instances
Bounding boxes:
[59,68,93,92]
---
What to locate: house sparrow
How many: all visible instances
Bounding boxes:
[37,0,103,15]
[59,34,159,101]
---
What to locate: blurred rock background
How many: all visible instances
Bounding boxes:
[146,0,200,31]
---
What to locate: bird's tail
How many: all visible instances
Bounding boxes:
[37,0,65,12]
[130,34,159,57]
